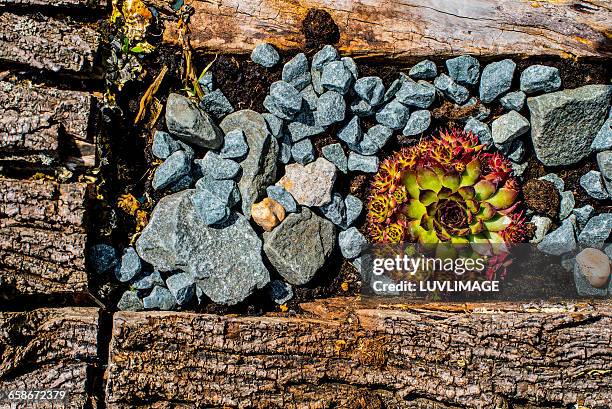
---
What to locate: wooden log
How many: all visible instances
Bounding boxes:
[0,0,107,9]
[163,0,612,61]
[0,13,101,74]
[0,307,99,408]
[0,178,90,295]
[0,81,95,169]
[105,298,612,408]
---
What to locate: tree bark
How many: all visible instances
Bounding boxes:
[0,81,96,169]
[105,298,612,409]
[0,307,99,409]
[163,0,612,61]
[0,13,101,74]
[0,178,90,296]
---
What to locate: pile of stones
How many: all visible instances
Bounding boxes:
[92,43,612,310]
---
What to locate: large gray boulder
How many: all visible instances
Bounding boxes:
[136,190,270,305]
[528,85,612,166]
[220,110,279,216]
[263,208,335,285]
[165,93,223,149]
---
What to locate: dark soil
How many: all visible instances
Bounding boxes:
[95,9,612,314]
[522,179,560,219]
[302,9,340,51]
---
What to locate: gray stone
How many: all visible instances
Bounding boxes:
[177,140,194,160]
[339,227,367,259]
[462,97,491,122]
[282,53,311,90]
[539,173,565,192]
[359,125,393,155]
[337,116,362,146]
[200,89,234,119]
[321,60,354,95]
[300,85,319,111]
[605,244,612,260]
[384,74,409,102]
[344,194,363,228]
[88,244,117,275]
[596,150,612,193]
[341,57,359,79]
[192,177,240,226]
[409,60,437,80]
[220,128,249,159]
[464,118,492,146]
[375,99,410,130]
[143,286,176,310]
[279,135,292,164]
[322,143,348,173]
[511,161,529,178]
[136,190,270,305]
[491,110,530,146]
[395,81,436,109]
[573,205,595,232]
[288,113,325,142]
[350,100,373,117]
[529,216,552,244]
[319,193,346,226]
[277,158,337,207]
[528,85,612,166]
[402,110,431,136]
[195,151,241,180]
[291,139,315,165]
[167,174,194,194]
[263,208,335,285]
[520,65,561,94]
[268,280,293,304]
[578,213,612,249]
[507,140,525,163]
[166,93,223,149]
[446,55,480,86]
[251,43,280,68]
[559,191,575,221]
[354,76,385,106]
[266,185,298,213]
[591,117,612,152]
[152,130,181,160]
[220,110,279,216]
[580,170,609,200]
[263,113,284,139]
[479,59,516,103]
[153,151,191,191]
[574,261,608,297]
[311,67,324,95]
[500,91,526,112]
[267,81,304,119]
[537,215,576,256]
[312,45,339,71]
[166,272,195,305]
[131,270,164,290]
[117,290,144,311]
[315,91,346,127]
[198,71,214,93]
[434,74,470,105]
[116,247,142,283]
[348,152,379,173]
[561,255,575,272]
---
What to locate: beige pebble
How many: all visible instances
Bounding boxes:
[251,198,286,232]
[575,248,611,288]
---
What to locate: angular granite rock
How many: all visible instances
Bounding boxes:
[263,208,335,285]
[165,93,223,149]
[277,157,337,207]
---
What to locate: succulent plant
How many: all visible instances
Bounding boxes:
[367,129,526,247]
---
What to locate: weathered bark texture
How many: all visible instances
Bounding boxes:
[164,0,612,61]
[0,13,101,73]
[0,307,99,408]
[106,298,612,408]
[0,178,90,295]
[0,0,106,9]
[0,81,95,168]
